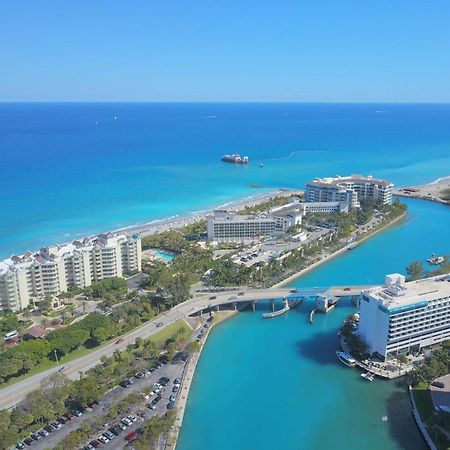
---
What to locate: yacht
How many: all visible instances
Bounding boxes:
[336,351,357,367]
[361,372,375,382]
[427,254,444,265]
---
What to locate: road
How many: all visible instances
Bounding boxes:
[0,285,370,410]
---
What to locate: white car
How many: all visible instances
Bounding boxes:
[127,415,137,423]
[97,436,109,444]
[121,417,132,426]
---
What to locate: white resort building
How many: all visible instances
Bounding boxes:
[0,232,142,311]
[305,174,393,208]
[358,274,450,359]
[207,210,277,242]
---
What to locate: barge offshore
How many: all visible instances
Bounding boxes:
[222,153,249,164]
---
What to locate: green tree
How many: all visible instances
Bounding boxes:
[406,261,426,281]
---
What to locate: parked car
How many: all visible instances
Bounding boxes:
[57,417,67,425]
[89,440,101,448]
[126,431,138,442]
[167,401,175,409]
[84,444,95,450]
[115,338,124,345]
[44,425,53,433]
[51,421,62,429]
[72,409,82,417]
[169,394,176,402]
[121,417,132,426]
[23,438,34,446]
[97,435,109,444]
[172,385,179,393]
[156,322,163,328]
[127,415,137,423]
[30,433,41,441]
[174,377,181,385]
[431,381,445,388]
[38,429,49,437]
[104,430,115,440]
[209,296,216,300]
[159,377,170,386]
[15,443,26,450]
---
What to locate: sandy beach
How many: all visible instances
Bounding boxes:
[116,188,303,238]
[394,176,450,205]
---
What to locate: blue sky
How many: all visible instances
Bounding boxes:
[1,1,449,102]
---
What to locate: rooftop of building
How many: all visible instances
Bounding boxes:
[306,174,393,189]
[363,274,450,309]
[0,232,139,275]
[211,210,276,223]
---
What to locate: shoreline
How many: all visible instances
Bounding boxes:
[165,310,238,450]
[272,211,407,288]
[117,188,302,238]
[394,176,450,206]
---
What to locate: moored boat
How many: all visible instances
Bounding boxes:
[427,254,444,265]
[361,372,375,382]
[336,351,357,367]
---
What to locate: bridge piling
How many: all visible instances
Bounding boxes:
[270,299,275,311]
[252,301,256,312]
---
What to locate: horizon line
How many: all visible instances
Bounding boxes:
[1,100,450,105]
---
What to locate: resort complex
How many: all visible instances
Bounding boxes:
[0,232,142,311]
[206,205,303,242]
[305,174,394,208]
[359,274,450,358]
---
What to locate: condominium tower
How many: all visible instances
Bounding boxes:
[0,232,142,311]
[305,175,393,208]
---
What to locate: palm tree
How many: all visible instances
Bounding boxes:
[41,317,49,329]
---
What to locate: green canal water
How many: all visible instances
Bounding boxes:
[177,198,449,450]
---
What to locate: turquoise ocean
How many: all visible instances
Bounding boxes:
[0,103,449,257]
[1,103,450,449]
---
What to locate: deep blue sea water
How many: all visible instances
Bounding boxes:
[1,103,450,449]
[1,103,450,257]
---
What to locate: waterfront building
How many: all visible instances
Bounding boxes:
[207,210,277,242]
[305,174,393,208]
[0,232,141,311]
[298,201,350,214]
[358,274,450,359]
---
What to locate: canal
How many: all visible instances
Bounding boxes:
[177,198,450,450]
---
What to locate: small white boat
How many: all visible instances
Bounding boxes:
[336,351,357,367]
[361,372,375,382]
[427,254,444,265]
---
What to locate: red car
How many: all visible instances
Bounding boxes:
[115,338,124,345]
[126,431,138,442]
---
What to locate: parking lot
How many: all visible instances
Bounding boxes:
[28,355,188,450]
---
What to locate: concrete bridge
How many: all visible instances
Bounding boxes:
[191,285,372,316]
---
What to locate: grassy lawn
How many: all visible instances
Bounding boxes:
[413,382,435,422]
[0,338,115,391]
[149,320,192,347]
[0,317,193,392]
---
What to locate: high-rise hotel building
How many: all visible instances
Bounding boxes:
[305,175,393,208]
[0,232,141,311]
[358,274,450,359]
